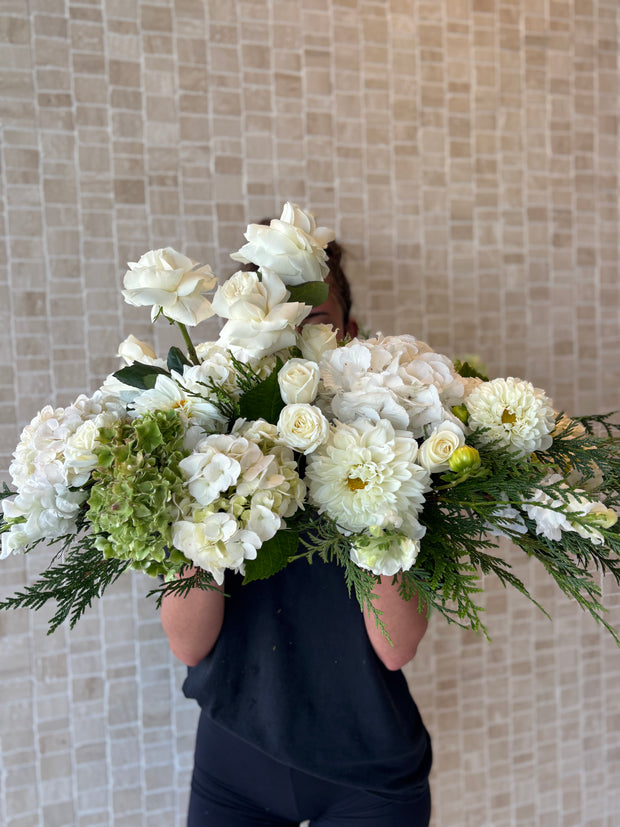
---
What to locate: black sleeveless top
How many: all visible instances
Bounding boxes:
[182,555,432,797]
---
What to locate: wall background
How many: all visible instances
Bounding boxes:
[1,1,619,825]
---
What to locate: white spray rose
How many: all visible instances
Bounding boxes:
[122,247,216,326]
[277,403,329,455]
[417,421,466,473]
[277,359,320,405]
[351,532,422,577]
[230,202,335,286]
[298,323,338,363]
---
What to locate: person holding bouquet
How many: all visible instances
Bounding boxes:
[160,241,433,826]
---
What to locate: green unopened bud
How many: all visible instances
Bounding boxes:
[451,404,469,424]
[448,445,481,473]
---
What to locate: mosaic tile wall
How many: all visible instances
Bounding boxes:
[1,1,619,825]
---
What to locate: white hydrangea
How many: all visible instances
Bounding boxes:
[172,432,305,582]
[305,417,430,536]
[318,334,465,438]
[465,377,555,456]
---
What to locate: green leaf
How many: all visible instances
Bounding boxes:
[167,346,191,374]
[287,281,329,307]
[243,529,300,584]
[113,362,170,390]
[238,358,285,424]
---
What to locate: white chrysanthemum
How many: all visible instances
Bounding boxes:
[465,377,555,456]
[131,373,227,432]
[351,532,422,577]
[305,418,430,535]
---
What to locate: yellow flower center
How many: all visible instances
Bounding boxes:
[347,476,367,491]
[501,408,517,426]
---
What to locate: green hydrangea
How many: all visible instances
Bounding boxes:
[86,409,190,577]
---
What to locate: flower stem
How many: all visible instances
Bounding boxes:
[176,321,200,365]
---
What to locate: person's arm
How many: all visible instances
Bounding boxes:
[160,572,225,667]
[363,576,428,670]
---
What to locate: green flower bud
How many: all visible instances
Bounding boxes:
[448,445,481,473]
[451,404,469,425]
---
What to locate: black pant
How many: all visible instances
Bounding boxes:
[188,712,431,827]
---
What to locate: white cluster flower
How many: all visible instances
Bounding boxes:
[465,377,555,457]
[122,247,216,326]
[212,270,311,358]
[522,473,615,545]
[230,202,335,286]
[305,417,430,537]
[171,432,305,584]
[2,394,121,558]
[318,334,466,438]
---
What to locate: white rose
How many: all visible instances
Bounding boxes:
[298,323,338,363]
[277,403,329,455]
[417,421,466,473]
[277,359,320,405]
[216,270,311,358]
[122,247,216,326]
[117,334,160,365]
[351,533,421,577]
[230,202,335,286]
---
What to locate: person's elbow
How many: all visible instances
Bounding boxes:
[376,640,421,671]
[168,639,213,667]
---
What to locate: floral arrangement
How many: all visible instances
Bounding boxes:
[1,203,620,642]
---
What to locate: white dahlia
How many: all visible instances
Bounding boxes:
[465,377,555,456]
[305,418,430,535]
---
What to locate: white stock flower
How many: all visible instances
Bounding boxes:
[465,377,555,456]
[351,532,422,576]
[122,247,216,326]
[305,418,430,535]
[216,270,311,358]
[277,358,320,404]
[277,403,329,455]
[417,421,466,473]
[298,323,338,363]
[230,202,335,286]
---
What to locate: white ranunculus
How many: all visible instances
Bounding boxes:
[216,270,311,358]
[230,202,335,286]
[417,421,466,473]
[465,377,556,456]
[298,323,338,363]
[277,404,330,455]
[305,418,431,535]
[351,532,422,576]
[277,358,320,405]
[122,247,216,326]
